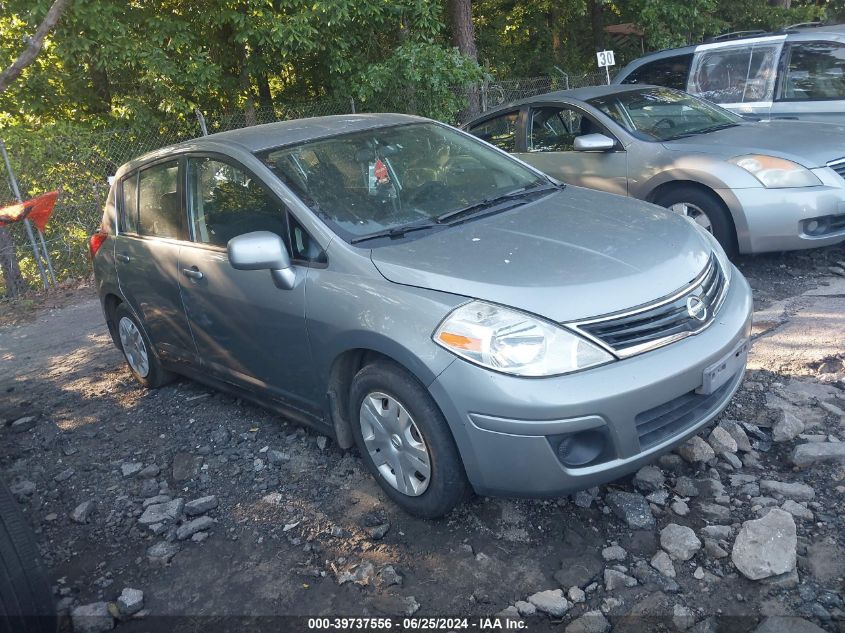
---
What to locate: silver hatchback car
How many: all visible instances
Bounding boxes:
[91,115,752,517]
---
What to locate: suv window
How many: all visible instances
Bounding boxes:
[781,41,845,101]
[187,157,287,248]
[468,111,519,152]
[138,161,182,239]
[529,106,609,152]
[120,172,138,234]
[688,41,783,104]
[621,54,693,90]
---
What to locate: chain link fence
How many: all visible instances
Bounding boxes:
[0,71,607,297]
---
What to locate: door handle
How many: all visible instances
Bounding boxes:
[116,253,130,263]
[182,267,204,280]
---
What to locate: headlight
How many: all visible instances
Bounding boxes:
[433,301,613,376]
[729,154,821,188]
[685,218,732,285]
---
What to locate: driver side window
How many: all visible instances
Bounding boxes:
[187,157,287,248]
[529,107,606,152]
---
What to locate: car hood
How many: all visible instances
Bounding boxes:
[663,120,845,167]
[370,187,713,323]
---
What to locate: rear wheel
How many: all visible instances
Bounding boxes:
[0,479,56,633]
[114,304,174,388]
[349,360,470,518]
[654,186,737,257]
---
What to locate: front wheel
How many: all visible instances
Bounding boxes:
[349,360,470,518]
[654,186,737,257]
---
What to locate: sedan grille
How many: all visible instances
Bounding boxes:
[573,255,727,358]
[828,158,845,181]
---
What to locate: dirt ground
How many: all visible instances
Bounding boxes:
[1,243,844,633]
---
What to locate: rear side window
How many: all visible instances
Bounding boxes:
[120,173,138,234]
[781,41,845,101]
[468,111,519,152]
[620,54,693,90]
[138,161,181,239]
[688,42,783,104]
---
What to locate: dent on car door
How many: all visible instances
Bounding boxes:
[771,40,845,123]
[114,161,196,365]
[177,155,321,413]
[513,105,627,195]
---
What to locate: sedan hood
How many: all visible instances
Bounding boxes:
[370,187,713,323]
[664,120,845,167]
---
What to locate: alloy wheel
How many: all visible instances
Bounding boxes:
[669,202,713,233]
[358,392,431,496]
[118,316,150,378]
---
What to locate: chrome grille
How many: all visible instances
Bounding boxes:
[573,255,727,358]
[828,158,845,180]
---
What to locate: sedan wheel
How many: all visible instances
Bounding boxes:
[668,202,713,233]
[359,392,431,496]
[118,316,150,378]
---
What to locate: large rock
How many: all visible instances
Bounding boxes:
[147,541,180,564]
[772,411,804,442]
[185,495,218,516]
[792,442,845,467]
[138,498,184,526]
[650,550,676,578]
[719,421,753,452]
[633,466,665,493]
[565,611,610,633]
[707,426,737,454]
[71,500,95,524]
[677,436,715,463]
[527,589,570,617]
[752,617,826,633]
[759,480,814,501]
[731,509,796,580]
[605,491,655,529]
[176,515,215,540]
[660,524,702,561]
[71,602,114,633]
[117,588,144,616]
[604,569,637,591]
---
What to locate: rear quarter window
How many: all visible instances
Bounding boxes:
[138,161,182,239]
[120,173,138,234]
[781,41,845,101]
[620,54,693,91]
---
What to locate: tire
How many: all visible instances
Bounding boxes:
[349,360,470,518]
[114,304,174,388]
[654,186,738,257]
[0,479,56,633]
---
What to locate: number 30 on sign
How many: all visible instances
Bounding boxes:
[596,50,616,68]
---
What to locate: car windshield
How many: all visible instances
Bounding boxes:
[587,87,744,142]
[256,122,550,243]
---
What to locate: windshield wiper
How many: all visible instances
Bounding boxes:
[435,183,559,224]
[350,221,439,245]
[665,123,739,140]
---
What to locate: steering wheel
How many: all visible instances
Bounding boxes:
[405,181,449,207]
[653,117,676,130]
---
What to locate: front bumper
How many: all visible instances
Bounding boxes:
[718,169,845,254]
[428,269,753,497]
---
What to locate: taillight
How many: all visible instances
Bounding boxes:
[89,231,108,259]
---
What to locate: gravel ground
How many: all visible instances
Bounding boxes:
[1,243,844,633]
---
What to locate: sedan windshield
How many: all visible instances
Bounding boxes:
[588,87,744,142]
[256,122,550,243]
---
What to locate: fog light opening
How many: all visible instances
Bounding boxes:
[556,430,606,467]
[804,217,830,236]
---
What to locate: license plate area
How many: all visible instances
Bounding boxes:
[696,338,749,395]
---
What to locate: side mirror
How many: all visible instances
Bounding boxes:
[228,231,295,290]
[574,133,616,152]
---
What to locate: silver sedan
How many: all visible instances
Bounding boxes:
[465,85,845,255]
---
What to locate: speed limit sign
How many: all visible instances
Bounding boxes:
[596,50,616,68]
[596,50,616,84]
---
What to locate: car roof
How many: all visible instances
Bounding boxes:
[466,84,650,124]
[120,113,428,174]
[626,22,845,62]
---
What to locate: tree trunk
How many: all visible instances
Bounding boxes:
[588,0,605,51]
[447,0,477,60]
[0,226,25,298]
[769,0,791,7]
[0,0,71,93]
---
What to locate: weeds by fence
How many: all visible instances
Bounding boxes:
[0,72,606,297]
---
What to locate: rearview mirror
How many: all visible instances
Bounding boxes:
[228,231,295,290]
[574,133,615,152]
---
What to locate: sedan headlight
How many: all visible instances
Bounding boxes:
[729,154,821,188]
[433,301,613,376]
